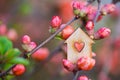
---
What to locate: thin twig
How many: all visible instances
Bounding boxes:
[0,64,16,77]
[93,0,102,23]
[29,17,77,56]
[87,0,95,4]
[73,71,80,80]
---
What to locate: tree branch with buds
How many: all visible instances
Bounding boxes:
[0,0,117,79]
[0,17,78,78]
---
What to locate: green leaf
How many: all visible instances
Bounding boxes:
[73,9,80,15]
[6,75,14,80]
[55,34,63,40]
[3,63,13,70]
[55,36,63,40]
[49,27,56,33]
[0,36,13,55]
[5,48,21,60]
[8,57,29,66]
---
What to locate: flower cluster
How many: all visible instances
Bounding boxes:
[72,1,113,39]
[22,35,37,52]
[49,16,75,40]
[72,1,116,20]
[22,35,49,61]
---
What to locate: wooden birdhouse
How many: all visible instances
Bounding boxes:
[65,28,94,64]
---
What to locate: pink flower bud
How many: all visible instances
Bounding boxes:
[87,5,97,20]
[51,16,62,28]
[72,1,87,10]
[111,8,119,17]
[72,1,88,17]
[12,64,25,76]
[7,29,18,41]
[101,4,116,15]
[22,35,31,44]
[79,7,89,17]
[78,75,89,80]
[32,48,49,61]
[0,24,7,35]
[97,15,103,22]
[77,57,95,71]
[22,41,37,52]
[85,21,94,36]
[95,27,111,39]
[72,1,81,9]
[62,59,76,72]
[61,25,74,40]
[85,21,94,30]
[28,42,37,51]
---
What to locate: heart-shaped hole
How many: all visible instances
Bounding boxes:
[74,42,85,52]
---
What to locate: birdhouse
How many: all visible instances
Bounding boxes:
[65,28,94,64]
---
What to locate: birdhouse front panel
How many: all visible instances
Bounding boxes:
[65,28,94,63]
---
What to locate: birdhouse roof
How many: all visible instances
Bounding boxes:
[65,28,94,44]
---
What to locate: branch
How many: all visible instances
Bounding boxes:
[29,17,77,56]
[30,43,64,75]
[93,0,102,23]
[0,64,16,77]
[73,71,80,80]
[87,0,96,4]
[0,17,78,78]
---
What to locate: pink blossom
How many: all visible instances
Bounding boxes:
[51,16,62,28]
